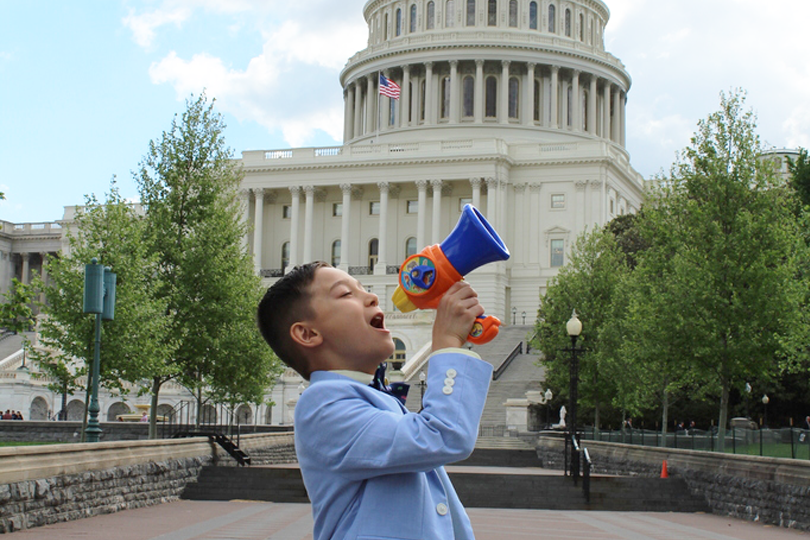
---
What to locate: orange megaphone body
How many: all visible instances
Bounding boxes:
[392,204,510,344]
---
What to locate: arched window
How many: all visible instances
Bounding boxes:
[488,0,497,26]
[427,1,435,29]
[548,4,555,33]
[420,80,426,121]
[485,76,497,118]
[332,240,341,267]
[446,0,455,27]
[368,238,379,271]
[462,75,475,117]
[389,338,407,365]
[281,242,290,274]
[579,13,584,41]
[565,8,571,36]
[529,2,538,29]
[384,13,389,40]
[508,0,517,27]
[406,237,417,258]
[533,78,541,122]
[441,76,451,119]
[508,77,519,119]
[466,0,476,26]
[410,4,417,32]
[396,8,402,36]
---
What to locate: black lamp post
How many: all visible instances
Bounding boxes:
[512,306,517,325]
[762,394,769,429]
[522,311,527,325]
[419,371,426,411]
[543,388,553,429]
[564,309,583,479]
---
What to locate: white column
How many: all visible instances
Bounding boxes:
[470,177,482,210]
[431,179,443,244]
[500,60,510,124]
[424,62,434,125]
[612,87,621,143]
[39,252,49,303]
[588,75,597,135]
[529,184,542,265]
[339,184,352,271]
[513,184,527,264]
[416,180,428,249]
[252,188,265,273]
[620,91,627,146]
[571,70,581,132]
[289,186,301,270]
[366,75,376,134]
[550,65,559,129]
[303,185,315,264]
[239,189,250,254]
[449,60,460,124]
[474,59,484,123]
[401,65,411,128]
[524,63,535,126]
[354,81,363,138]
[344,87,353,141]
[375,182,390,275]
[575,180,588,231]
[485,177,498,229]
[21,253,30,285]
[603,83,612,141]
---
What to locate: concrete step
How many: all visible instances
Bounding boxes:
[181,463,710,513]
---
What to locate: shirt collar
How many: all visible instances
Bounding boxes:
[330,370,375,385]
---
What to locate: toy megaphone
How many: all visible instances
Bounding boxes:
[392,204,510,344]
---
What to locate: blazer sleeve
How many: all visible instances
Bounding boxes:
[295,350,493,482]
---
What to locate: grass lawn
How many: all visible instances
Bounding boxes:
[0,441,61,447]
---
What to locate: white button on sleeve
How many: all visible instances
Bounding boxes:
[446,368,457,379]
[442,386,453,395]
[436,503,449,515]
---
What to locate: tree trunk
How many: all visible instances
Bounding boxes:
[149,378,162,440]
[717,382,730,453]
[660,388,669,447]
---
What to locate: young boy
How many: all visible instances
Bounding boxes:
[257,262,493,540]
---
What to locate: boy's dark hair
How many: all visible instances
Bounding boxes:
[257,261,331,380]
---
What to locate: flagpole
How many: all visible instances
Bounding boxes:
[376,71,382,140]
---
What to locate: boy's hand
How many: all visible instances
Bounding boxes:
[432,281,486,352]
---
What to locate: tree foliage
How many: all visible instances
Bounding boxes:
[0,278,36,335]
[135,92,280,430]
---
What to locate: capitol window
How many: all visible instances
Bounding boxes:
[332,240,341,266]
[446,0,455,27]
[441,76,451,119]
[458,197,472,211]
[548,4,555,33]
[565,8,571,37]
[370,201,381,215]
[333,203,342,217]
[407,200,418,213]
[551,194,565,209]
[533,79,541,122]
[508,77,519,119]
[282,205,291,219]
[509,0,517,27]
[410,4,417,32]
[396,8,402,36]
[427,1,435,29]
[550,239,564,267]
[488,0,497,26]
[368,239,379,270]
[281,242,290,273]
[579,13,584,41]
[406,237,417,257]
[466,0,475,26]
[462,76,475,117]
[485,76,497,118]
[529,2,537,30]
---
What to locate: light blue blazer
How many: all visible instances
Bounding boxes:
[294,349,493,540]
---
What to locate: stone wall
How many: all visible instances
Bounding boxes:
[0,432,295,533]
[537,435,810,532]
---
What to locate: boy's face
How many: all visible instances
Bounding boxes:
[304,266,395,373]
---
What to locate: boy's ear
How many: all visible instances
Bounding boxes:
[290,321,323,349]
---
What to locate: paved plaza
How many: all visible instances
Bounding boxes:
[9,500,807,539]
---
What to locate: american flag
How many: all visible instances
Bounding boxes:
[379,74,401,100]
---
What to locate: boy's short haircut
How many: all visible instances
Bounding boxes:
[257,261,331,380]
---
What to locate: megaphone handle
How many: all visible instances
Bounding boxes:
[467,315,501,345]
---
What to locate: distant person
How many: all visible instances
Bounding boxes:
[805,415,810,430]
[2,410,11,420]
[675,421,685,431]
[140,411,148,422]
[15,411,23,421]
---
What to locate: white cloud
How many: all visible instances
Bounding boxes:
[123,7,192,49]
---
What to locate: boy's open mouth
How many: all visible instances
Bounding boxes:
[370,313,385,330]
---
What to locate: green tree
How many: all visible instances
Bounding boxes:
[0,278,36,335]
[535,227,632,430]
[639,89,807,451]
[788,147,810,210]
[33,182,170,425]
[136,92,279,432]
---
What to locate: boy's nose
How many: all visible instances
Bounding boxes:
[366,291,379,306]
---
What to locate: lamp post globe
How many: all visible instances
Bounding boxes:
[565,309,582,479]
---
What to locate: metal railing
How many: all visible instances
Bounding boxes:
[579,426,810,460]
[492,342,522,381]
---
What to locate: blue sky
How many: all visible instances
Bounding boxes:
[2,0,809,224]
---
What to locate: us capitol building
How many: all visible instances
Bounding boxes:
[1,0,645,429]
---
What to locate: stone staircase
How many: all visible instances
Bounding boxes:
[181,446,710,513]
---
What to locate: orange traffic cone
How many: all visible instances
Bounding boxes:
[660,460,669,479]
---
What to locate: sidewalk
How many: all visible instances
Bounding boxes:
[8,500,808,539]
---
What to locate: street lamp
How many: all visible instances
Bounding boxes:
[522,311,527,325]
[512,306,517,325]
[762,394,770,429]
[544,388,553,428]
[565,309,583,479]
